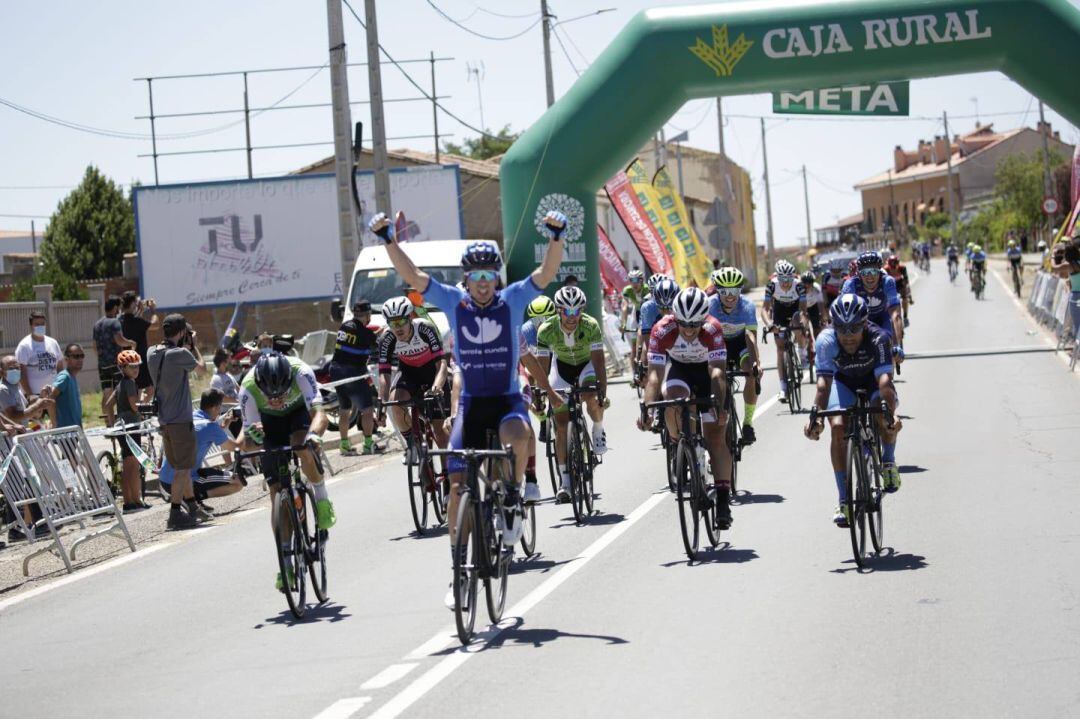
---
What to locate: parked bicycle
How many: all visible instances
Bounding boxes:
[380,393,447,534]
[430,439,520,645]
[235,442,328,619]
[808,390,893,568]
[646,396,724,560]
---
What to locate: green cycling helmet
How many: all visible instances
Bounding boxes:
[527,295,556,319]
[711,266,745,289]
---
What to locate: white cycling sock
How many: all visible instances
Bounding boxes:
[311,481,329,502]
[592,420,604,435]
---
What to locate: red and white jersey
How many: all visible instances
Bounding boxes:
[377,319,444,373]
[647,315,727,365]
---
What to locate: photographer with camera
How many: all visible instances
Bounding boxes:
[1050,227,1080,341]
[120,291,159,402]
[147,313,206,530]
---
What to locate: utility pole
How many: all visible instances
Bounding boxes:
[801,165,813,251]
[541,0,555,107]
[1038,99,1056,232]
[466,63,486,132]
[716,97,726,158]
[760,118,776,271]
[326,0,359,288]
[364,0,391,218]
[943,111,958,244]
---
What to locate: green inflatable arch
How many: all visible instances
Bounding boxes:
[500,0,1080,314]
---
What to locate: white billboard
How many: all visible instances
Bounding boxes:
[133,165,463,308]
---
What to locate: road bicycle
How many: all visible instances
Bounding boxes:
[972,266,987,300]
[723,370,752,497]
[235,442,328,619]
[948,257,959,282]
[1009,260,1023,298]
[97,412,162,501]
[381,393,447,534]
[557,385,601,523]
[809,390,893,568]
[646,396,724,560]
[765,323,805,413]
[430,439,519,645]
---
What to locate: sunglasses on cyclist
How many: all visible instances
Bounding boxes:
[388,317,410,328]
[717,287,741,298]
[560,307,582,317]
[834,321,866,335]
[465,269,498,282]
[858,268,879,277]
[778,275,795,282]
[676,320,704,329]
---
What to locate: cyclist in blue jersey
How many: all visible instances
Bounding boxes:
[1006,239,1023,289]
[804,294,902,526]
[841,252,904,363]
[370,209,565,607]
[969,243,988,294]
[708,267,760,443]
[636,277,679,371]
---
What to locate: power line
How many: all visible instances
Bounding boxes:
[342,0,499,141]
[426,0,541,40]
[550,26,581,77]
[474,4,541,20]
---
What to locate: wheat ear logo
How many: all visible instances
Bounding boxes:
[689,24,753,77]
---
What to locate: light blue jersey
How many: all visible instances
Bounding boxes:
[708,295,758,339]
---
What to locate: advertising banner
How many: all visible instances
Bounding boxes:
[626,160,695,287]
[604,170,674,277]
[134,166,462,308]
[651,167,714,287]
[773,81,909,115]
[597,223,630,296]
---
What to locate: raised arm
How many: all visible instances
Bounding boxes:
[368,213,430,291]
[531,211,567,289]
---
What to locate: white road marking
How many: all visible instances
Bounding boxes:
[311,697,371,719]
[0,543,169,613]
[359,663,419,690]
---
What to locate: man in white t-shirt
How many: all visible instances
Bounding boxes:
[15,311,64,426]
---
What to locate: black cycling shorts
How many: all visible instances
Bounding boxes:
[773,302,800,330]
[807,306,822,335]
[261,405,311,449]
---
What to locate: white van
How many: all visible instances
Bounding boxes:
[336,240,506,339]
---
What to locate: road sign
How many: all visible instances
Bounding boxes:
[772,81,909,116]
[1043,197,1059,215]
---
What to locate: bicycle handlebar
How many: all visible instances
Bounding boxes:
[645,397,719,410]
[427,447,514,460]
[808,398,894,427]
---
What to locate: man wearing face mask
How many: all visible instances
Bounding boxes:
[16,310,64,426]
[0,355,51,430]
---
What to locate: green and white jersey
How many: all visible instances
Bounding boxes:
[622,284,647,310]
[239,355,322,424]
[535,314,604,366]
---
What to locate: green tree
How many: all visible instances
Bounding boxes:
[39,165,134,287]
[10,276,35,302]
[993,149,1063,232]
[443,125,519,160]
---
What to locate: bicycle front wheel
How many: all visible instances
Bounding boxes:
[275,491,307,619]
[483,496,509,624]
[866,433,885,554]
[568,421,586,523]
[452,491,479,645]
[675,441,702,560]
[845,440,868,568]
[726,405,740,498]
[301,484,329,603]
[519,501,537,557]
[96,450,119,496]
[544,418,559,496]
[789,347,803,413]
[581,430,596,515]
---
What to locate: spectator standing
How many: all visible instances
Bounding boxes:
[0,355,52,429]
[120,291,158,400]
[158,389,245,505]
[329,300,379,455]
[50,343,85,429]
[1050,230,1080,341]
[16,310,64,427]
[92,296,134,425]
[147,314,205,530]
[108,350,149,512]
[209,348,240,401]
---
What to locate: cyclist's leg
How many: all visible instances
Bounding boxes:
[194,467,244,498]
[388,383,413,435]
[497,395,531,488]
[826,381,854,515]
[577,361,604,435]
[548,360,573,489]
[738,347,759,432]
[661,361,693,438]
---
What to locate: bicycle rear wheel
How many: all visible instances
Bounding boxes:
[845,440,868,568]
[301,484,329,603]
[452,491,479,645]
[675,441,702,560]
[483,495,509,624]
[406,440,429,534]
[275,491,307,619]
[96,450,120,496]
[544,417,559,496]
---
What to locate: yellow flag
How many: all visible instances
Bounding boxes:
[651,167,714,288]
[626,160,693,287]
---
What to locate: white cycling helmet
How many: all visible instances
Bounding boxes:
[553,285,587,311]
[381,296,414,321]
[775,259,796,277]
[672,287,710,324]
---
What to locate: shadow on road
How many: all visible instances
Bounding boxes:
[388,526,449,542]
[254,602,352,628]
[732,491,785,505]
[548,512,626,530]
[830,547,928,574]
[511,554,574,575]
[660,543,759,567]
[455,617,628,652]
[898,465,927,474]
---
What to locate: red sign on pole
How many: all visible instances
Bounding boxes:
[1043,197,1059,215]
[604,171,674,277]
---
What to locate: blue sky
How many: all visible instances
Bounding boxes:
[2,0,1078,248]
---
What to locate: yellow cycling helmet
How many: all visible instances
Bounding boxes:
[527,295,556,319]
[711,266,745,289]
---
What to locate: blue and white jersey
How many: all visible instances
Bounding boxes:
[1006,247,1023,261]
[708,295,758,339]
[841,272,900,334]
[520,318,540,352]
[423,276,541,397]
[971,250,987,265]
[946,245,959,258]
[638,298,664,337]
[815,324,893,385]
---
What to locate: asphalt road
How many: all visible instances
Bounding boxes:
[2,258,1079,719]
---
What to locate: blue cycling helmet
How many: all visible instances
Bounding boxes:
[461,241,502,270]
[830,293,869,327]
[652,278,680,309]
[856,251,883,271]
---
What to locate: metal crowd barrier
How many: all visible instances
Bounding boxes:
[0,427,135,576]
[1025,271,1077,368]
